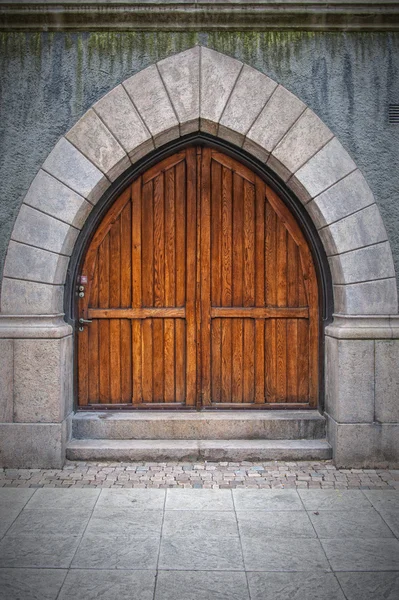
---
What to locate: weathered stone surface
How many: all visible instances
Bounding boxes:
[375,340,399,422]
[158,46,200,135]
[94,84,154,162]
[13,336,72,424]
[42,137,110,204]
[244,85,306,158]
[0,339,13,423]
[333,278,398,315]
[306,170,375,230]
[4,241,69,285]
[23,169,93,229]
[325,337,374,423]
[272,108,333,174]
[66,109,130,181]
[294,137,357,199]
[124,64,179,146]
[200,47,242,135]
[0,422,65,468]
[219,64,277,145]
[11,205,79,256]
[0,316,72,339]
[328,242,395,285]
[319,204,387,256]
[1,279,64,315]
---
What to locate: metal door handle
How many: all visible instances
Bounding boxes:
[79,318,92,324]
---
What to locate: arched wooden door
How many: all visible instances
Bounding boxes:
[77,146,319,409]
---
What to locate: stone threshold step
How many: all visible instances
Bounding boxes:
[72,410,326,441]
[66,438,332,462]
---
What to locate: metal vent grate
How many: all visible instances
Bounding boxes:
[389,105,399,124]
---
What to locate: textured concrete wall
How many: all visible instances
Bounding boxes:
[1,31,399,294]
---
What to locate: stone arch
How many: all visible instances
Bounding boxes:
[1,46,397,318]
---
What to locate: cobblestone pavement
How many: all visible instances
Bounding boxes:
[1,460,399,489]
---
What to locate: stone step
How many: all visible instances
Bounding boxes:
[66,438,332,462]
[72,410,326,441]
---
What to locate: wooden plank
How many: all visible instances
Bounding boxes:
[276,218,288,307]
[254,320,265,403]
[120,319,132,403]
[175,160,186,307]
[87,262,99,403]
[141,319,153,402]
[255,177,266,307]
[98,236,110,402]
[165,166,176,307]
[286,318,298,401]
[297,319,309,401]
[175,319,185,402]
[265,318,277,402]
[243,319,255,403]
[221,165,232,307]
[243,179,255,307]
[185,147,197,407]
[120,194,132,307]
[287,233,298,307]
[153,172,165,307]
[78,325,89,406]
[164,318,175,402]
[211,307,309,319]
[265,199,277,306]
[211,159,222,307]
[143,152,185,184]
[153,319,164,402]
[131,177,142,309]
[232,319,243,402]
[132,320,142,404]
[200,147,212,405]
[232,173,243,306]
[211,318,222,403]
[276,319,287,402]
[211,150,256,184]
[109,217,121,403]
[88,307,186,319]
[221,319,232,402]
[142,180,154,306]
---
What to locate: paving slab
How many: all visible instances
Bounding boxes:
[247,572,345,600]
[321,538,399,571]
[57,569,156,600]
[308,508,394,538]
[237,510,316,538]
[159,534,244,571]
[241,537,331,572]
[0,568,66,600]
[298,489,372,510]
[336,571,399,600]
[233,489,303,511]
[155,570,250,600]
[165,488,234,511]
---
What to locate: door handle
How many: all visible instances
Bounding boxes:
[79,318,92,324]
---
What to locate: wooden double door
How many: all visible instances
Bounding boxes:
[78,146,319,408]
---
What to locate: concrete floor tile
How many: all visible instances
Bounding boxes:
[322,538,399,571]
[378,509,399,537]
[163,510,239,538]
[237,510,316,539]
[71,532,160,570]
[241,538,330,571]
[25,488,100,511]
[97,488,165,510]
[7,509,91,537]
[233,489,303,511]
[363,490,399,511]
[336,571,399,600]
[166,489,234,511]
[86,508,163,536]
[0,489,35,506]
[247,572,345,600]
[309,509,394,538]
[155,570,250,600]
[298,490,371,511]
[58,569,156,600]
[0,534,81,568]
[0,505,23,538]
[159,534,244,570]
[0,568,66,600]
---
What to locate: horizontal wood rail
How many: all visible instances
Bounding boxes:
[210,307,309,319]
[87,308,186,319]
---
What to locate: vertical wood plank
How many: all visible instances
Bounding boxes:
[109,218,121,403]
[254,320,265,403]
[232,318,243,402]
[154,173,165,307]
[232,173,244,306]
[255,177,266,308]
[165,167,175,307]
[132,177,142,309]
[98,236,110,402]
[87,261,99,403]
[175,319,185,402]
[201,147,212,405]
[276,319,287,402]
[185,147,197,406]
[142,181,154,307]
[221,166,233,307]
[120,199,132,403]
[265,200,277,306]
[287,235,298,308]
[164,319,175,402]
[221,319,232,402]
[211,159,222,308]
[276,219,288,307]
[175,160,186,308]
[153,319,164,402]
[211,319,222,403]
[243,319,255,403]
[265,318,276,403]
[141,319,153,402]
[132,320,142,404]
[297,319,309,400]
[286,319,298,401]
[243,180,255,307]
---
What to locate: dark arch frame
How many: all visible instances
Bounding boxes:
[65,133,333,410]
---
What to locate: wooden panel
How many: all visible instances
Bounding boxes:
[88,308,186,319]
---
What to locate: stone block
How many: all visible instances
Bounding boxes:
[13,336,73,424]
[158,47,200,135]
[1,279,64,315]
[4,241,69,285]
[325,336,374,423]
[12,205,79,256]
[294,138,357,199]
[245,85,306,155]
[333,278,398,315]
[219,64,277,145]
[23,169,92,229]
[375,340,399,422]
[328,242,395,285]
[0,422,65,468]
[66,109,130,181]
[0,339,13,422]
[272,108,333,175]
[42,137,110,204]
[266,154,291,182]
[124,64,179,146]
[93,84,154,162]
[306,169,375,230]
[319,204,387,256]
[200,47,242,135]
[326,415,399,468]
